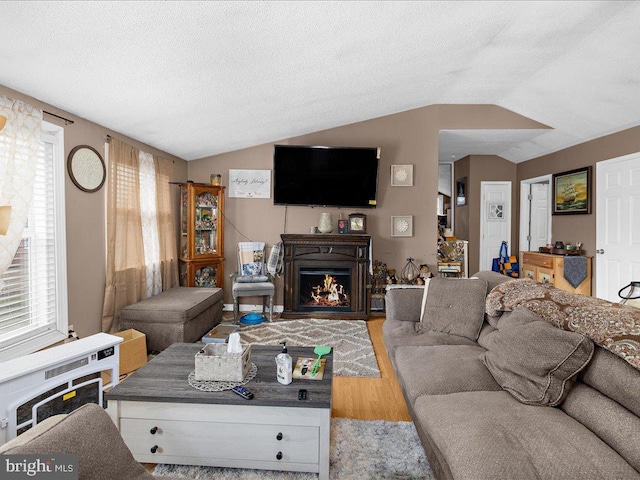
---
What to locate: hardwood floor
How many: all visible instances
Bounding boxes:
[332,316,411,422]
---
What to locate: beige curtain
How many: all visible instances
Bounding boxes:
[102,139,146,333]
[154,155,179,291]
[102,139,179,333]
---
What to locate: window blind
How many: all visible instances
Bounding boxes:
[0,127,67,357]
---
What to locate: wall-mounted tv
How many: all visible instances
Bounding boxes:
[273,144,380,208]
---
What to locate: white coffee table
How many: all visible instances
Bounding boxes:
[106,344,332,479]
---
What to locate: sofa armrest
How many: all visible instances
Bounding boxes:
[385,288,425,322]
[0,403,154,480]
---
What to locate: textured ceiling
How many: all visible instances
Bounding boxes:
[1,1,639,162]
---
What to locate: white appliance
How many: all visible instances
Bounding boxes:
[0,333,122,445]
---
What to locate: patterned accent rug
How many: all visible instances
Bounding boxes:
[239,319,380,377]
[153,418,434,479]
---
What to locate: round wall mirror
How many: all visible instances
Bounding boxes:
[67,145,106,193]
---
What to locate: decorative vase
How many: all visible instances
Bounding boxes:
[318,213,332,233]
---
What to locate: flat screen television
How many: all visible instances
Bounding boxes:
[273,144,380,208]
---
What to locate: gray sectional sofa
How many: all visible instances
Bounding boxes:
[383,271,640,480]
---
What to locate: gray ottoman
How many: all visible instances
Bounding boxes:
[119,287,223,352]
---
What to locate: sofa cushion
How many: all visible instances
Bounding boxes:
[413,391,640,480]
[485,278,640,370]
[581,346,640,418]
[394,345,500,403]
[421,278,488,341]
[482,315,594,406]
[382,320,478,367]
[561,382,640,473]
[121,287,223,323]
[0,403,154,480]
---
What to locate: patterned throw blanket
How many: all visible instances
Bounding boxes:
[486,279,640,371]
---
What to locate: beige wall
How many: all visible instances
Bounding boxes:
[189,105,546,305]
[453,156,470,241]
[0,85,188,339]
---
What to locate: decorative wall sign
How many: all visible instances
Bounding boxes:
[552,166,591,215]
[228,169,271,198]
[456,177,467,206]
[487,202,505,221]
[391,165,414,187]
[391,215,413,237]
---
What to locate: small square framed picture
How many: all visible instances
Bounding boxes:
[337,219,348,234]
[391,165,414,187]
[391,215,413,237]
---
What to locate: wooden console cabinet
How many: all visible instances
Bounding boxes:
[521,252,592,295]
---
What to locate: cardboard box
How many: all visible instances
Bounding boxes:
[114,329,147,375]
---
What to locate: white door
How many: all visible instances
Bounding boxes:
[480,181,512,271]
[519,175,552,253]
[529,182,551,251]
[596,153,640,301]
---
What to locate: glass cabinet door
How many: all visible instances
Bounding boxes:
[180,185,188,258]
[193,189,219,257]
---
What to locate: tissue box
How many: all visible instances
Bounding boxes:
[195,343,252,382]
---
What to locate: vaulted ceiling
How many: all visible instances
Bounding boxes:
[1,1,639,162]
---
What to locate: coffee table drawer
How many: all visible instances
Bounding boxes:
[121,418,319,464]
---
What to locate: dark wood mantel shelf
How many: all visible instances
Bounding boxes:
[281,234,371,320]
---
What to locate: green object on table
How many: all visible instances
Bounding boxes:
[311,345,332,377]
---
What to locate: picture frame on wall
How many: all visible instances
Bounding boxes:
[456,177,467,206]
[391,215,413,237]
[391,165,414,187]
[552,166,591,215]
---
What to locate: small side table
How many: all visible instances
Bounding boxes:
[437,261,463,278]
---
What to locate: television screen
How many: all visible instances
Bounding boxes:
[273,145,379,208]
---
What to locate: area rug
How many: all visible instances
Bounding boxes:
[239,319,380,377]
[153,417,434,479]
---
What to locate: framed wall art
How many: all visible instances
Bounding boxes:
[391,165,414,187]
[228,169,271,198]
[391,215,413,237]
[456,177,467,206]
[552,166,591,215]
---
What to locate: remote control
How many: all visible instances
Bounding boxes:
[232,386,254,400]
[298,389,307,401]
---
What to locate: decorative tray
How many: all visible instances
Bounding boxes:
[538,247,584,256]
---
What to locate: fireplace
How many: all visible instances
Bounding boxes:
[298,267,351,312]
[281,234,370,320]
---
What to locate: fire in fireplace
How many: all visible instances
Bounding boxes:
[299,267,351,311]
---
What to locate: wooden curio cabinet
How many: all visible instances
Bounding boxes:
[179,183,225,288]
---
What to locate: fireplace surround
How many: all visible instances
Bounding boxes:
[281,234,371,320]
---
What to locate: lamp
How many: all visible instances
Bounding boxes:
[0,114,6,131]
[0,206,10,236]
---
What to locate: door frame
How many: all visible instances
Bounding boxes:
[479,181,512,271]
[519,174,552,253]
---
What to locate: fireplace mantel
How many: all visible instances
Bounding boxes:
[281,234,371,320]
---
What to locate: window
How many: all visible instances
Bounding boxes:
[0,122,68,361]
